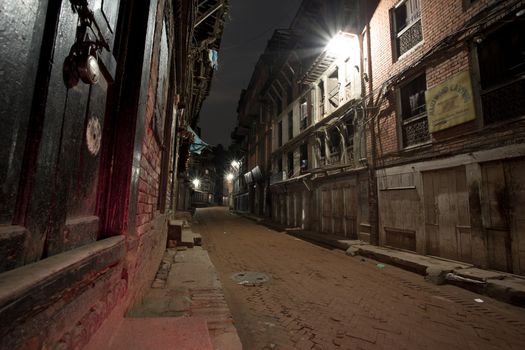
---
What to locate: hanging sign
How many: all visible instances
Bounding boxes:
[425,70,476,133]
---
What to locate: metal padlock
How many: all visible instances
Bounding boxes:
[77,48,100,85]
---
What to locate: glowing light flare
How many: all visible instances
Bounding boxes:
[231,160,240,168]
[226,173,234,181]
[326,32,357,59]
[192,179,201,188]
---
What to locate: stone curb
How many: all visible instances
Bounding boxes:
[245,215,525,308]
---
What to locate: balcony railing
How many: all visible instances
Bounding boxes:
[397,19,422,57]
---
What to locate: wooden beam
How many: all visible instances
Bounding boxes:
[194,1,224,28]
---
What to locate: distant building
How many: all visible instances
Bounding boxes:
[233,0,525,276]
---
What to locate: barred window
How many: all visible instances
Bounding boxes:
[392,0,422,59]
[399,74,429,147]
[478,20,525,124]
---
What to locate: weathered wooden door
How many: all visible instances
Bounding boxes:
[332,187,344,235]
[481,162,512,272]
[508,159,525,275]
[321,189,332,234]
[343,185,357,238]
[18,0,121,261]
[482,159,525,274]
[423,167,472,262]
[294,192,303,228]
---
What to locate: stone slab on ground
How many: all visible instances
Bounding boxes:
[354,244,472,275]
[129,246,242,350]
[179,229,202,248]
[104,317,214,350]
[454,267,506,281]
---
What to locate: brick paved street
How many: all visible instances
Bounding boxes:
[194,207,525,350]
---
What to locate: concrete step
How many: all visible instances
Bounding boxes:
[103,317,214,350]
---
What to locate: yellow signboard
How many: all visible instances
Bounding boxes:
[425,70,476,133]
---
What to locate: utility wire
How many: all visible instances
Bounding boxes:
[220,0,302,51]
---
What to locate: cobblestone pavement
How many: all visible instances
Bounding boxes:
[193,207,525,350]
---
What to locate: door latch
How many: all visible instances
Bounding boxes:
[63,0,110,87]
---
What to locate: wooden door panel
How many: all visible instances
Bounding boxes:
[321,189,331,233]
[343,186,357,238]
[437,169,457,260]
[424,167,472,262]
[508,159,525,274]
[481,162,511,271]
[456,226,472,263]
[425,224,439,256]
[22,0,121,259]
[487,229,510,272]
[333,188,343,234]
[23,2,85,262]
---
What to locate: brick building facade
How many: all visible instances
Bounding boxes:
[234,0,525,275]
[368,0,525,274]
[0,0,227,348]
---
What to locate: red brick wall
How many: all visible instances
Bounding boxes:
[366,0,525,167]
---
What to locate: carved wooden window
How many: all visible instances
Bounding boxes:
[399,74,429,147]
[328,127,341,154]
[300,99,308,130]
[392,0,422,59]
[478,20,525,124]
[300,143,308,172]
[287,151,294,176]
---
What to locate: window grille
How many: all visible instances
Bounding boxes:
[478,20,525,124]
[400,74,429,147]
[392,0,422,58]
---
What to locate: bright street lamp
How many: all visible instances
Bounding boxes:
[192,178,201,189]
[226,173,234,181]
[231,160,240,169]
[326,32,356,59]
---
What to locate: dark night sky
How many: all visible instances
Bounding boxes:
[198,0,303,147]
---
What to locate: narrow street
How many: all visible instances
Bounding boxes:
[195,207,525,350]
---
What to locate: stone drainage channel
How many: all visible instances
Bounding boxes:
[231,272,271,286]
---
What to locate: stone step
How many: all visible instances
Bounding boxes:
[102,317,214,350]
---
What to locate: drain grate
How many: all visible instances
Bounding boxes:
[231,271,270,286]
